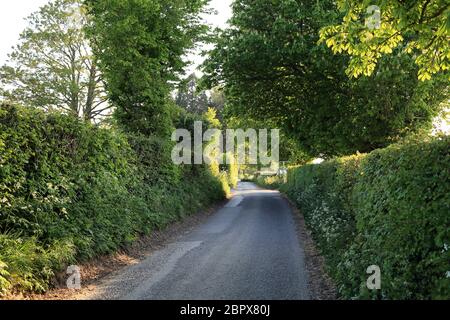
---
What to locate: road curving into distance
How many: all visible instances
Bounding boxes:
[86,182,310,300]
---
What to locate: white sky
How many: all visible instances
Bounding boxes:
[0,0,50,64]
[0,0,232,71]
[188,0,233,75]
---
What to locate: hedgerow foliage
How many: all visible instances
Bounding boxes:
[283,136,450,299]
[0,104,226,295]
[254,175,285,190]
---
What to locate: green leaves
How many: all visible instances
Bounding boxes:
[0,0,109,121]
[0,104,228,295]
[284,136,450,299]
[320,0,450,81]
[85,0,210,135]
[203,0,448,159]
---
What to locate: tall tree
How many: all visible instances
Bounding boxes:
[209,87,226,114]
[85,0,210,135]
[0,0,109,121]
[203,0,448,158]
[175,73,210,115]
[319,0,450,81]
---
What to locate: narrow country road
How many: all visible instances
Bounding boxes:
[87,182,310,300]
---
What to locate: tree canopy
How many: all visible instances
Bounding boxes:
[85,0,210,135]
[202,0,449,158]
[0,0,109,121]
[319,0,450,81]
[175,73,210,115]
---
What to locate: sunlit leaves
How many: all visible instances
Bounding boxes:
[203,0,448,158]
[0,0,109,120]
[85,0,210,134]
[320,0,450,80]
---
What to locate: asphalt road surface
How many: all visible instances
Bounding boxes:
[88,182,310,300]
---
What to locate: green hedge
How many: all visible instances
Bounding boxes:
[254,175,285,190]
[0,104,226,295]
[283,136,450,299]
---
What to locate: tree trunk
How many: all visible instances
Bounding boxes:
[84,62,97,121]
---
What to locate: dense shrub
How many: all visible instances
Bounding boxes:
[282,156,363,279]
[255,175,285,190]
[0,104,226,295]
[227,162,239,189]
[283,137,450,299]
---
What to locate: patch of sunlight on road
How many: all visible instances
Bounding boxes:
[230,182,280,198]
